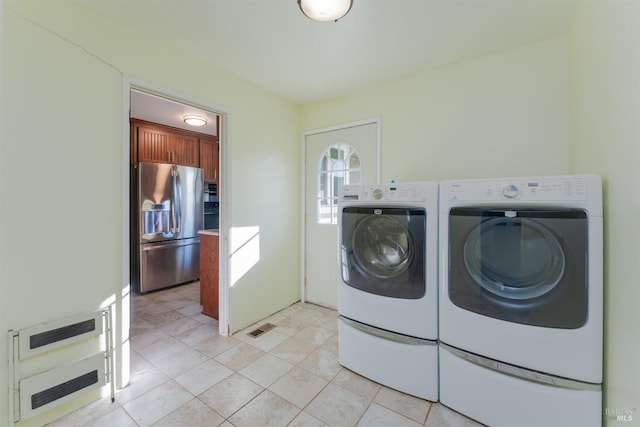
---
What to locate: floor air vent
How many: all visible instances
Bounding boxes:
[247,323,276,338]
[8,308,115,424]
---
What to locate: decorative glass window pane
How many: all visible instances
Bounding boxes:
[348,154,360,169]
[317,143,361,225]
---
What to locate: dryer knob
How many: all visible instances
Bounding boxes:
[372,189,384,200]
[502,185,519,198]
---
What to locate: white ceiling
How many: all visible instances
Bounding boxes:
[130,89,219,136]
[77,0,582,105]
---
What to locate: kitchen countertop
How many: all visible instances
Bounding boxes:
[198,229,219,236]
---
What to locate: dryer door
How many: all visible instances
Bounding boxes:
[340,207,426,299]
[448,208,588,328]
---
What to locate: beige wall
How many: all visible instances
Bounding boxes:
[301,37,571,182]
[1,5,123,426]
[1,2,300,425]
[570,0,640,424]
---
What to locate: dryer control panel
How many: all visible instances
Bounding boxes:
[444,176,589,202]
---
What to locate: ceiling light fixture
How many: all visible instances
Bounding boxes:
[183,115,207,126]
[298,0,353,22]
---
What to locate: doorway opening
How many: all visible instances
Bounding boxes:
[120,78,232,387]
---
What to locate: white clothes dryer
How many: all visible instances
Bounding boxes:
[337,182,439,401]
[438,175,603,427]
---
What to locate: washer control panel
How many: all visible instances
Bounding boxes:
[341,183,428,202]
[445,176,589,202]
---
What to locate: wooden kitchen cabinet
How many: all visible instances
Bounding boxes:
[199,137,219,183]
[173,133,200,167]
[131,119,199,167]
[134,121,172,163]
[200,232,219,319]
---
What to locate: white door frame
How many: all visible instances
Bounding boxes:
[121,77,232,384]
[300,117,381,303]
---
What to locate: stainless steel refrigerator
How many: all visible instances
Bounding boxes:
[130,162,204,293]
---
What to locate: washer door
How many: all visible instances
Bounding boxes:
[341,207,426,299]
[448,208,588,328]
[353,215,413,279]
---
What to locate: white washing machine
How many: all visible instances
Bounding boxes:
[337,182,439,401]
[438,175,603,427]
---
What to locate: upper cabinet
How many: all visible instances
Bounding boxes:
[173,133,200,167]
[133,121,172,163]
[131,119,220,185]
[199,137,219,183]
[131,119,200,167]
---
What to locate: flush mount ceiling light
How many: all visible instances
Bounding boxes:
[183,115,207,126]
[298,0,353,22]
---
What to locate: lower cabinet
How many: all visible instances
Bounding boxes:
[200,233,219,319]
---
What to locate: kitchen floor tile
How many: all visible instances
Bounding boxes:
[214,342,265,371]
[288,411,329,427]
[130,328,172,352]
[238,353,294,387]
[298,347,342,381]
[160,297,195,311]
[174,322,219,347]
[115,364,169,405]
[87,407,138,427]
[320,333,339,354]
[269,366,328,409]
[150,346,210,378]
[135,336,191,364]
[306,383,370,427]
[374,386,431,424]
[192,333,241,357]
[197,373,263,418]
[151,398,224,427]
[176,301,204,317]
[293,324,336,346]
[158,315,204,336]
[122,380,192,427]
[173,359,233,396]
[269,336,318,364]
[45,396,123,427]
[245,329,291,352]
[357,403,422,427]
[315,311,339,331]
[425,403,485,427]
[289,306,326,324]
[228,390,300,427]
[332,369,382,401]
[273,316,310,336]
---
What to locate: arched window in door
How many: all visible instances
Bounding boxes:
[317,143,361,224]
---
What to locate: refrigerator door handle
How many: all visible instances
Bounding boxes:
[170,167,182,233]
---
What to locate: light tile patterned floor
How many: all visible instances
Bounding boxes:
[48,282,484,426]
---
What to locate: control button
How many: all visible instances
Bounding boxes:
[372,188,383,200]
[502,184,519,198]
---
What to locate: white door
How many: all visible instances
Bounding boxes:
[304,120,379,308]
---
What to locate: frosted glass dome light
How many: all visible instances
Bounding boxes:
[183,115,207,126]
[298,0,353,22]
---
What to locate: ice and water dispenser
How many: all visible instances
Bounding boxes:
[143,201,171,235]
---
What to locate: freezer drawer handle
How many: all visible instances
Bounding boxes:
[142,240,199,251]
